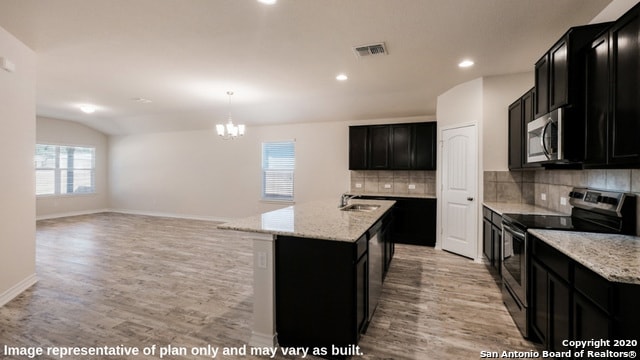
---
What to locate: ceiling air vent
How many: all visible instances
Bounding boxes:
[353,42,388,58]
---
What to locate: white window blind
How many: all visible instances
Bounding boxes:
[262,141,295,201]
[35,144,96,196]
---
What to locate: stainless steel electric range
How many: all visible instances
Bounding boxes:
[500,187,636,338]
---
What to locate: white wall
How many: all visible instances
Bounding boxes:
[36,117,110,219]
[109,116,434,220]
[0,26,37,306]
[482,72,534,171]
[591,0,639,23]
[436,78,483,129]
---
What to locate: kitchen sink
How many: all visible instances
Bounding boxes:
[340,204,380,212]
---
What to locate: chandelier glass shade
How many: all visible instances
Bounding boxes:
[216,91,245,139]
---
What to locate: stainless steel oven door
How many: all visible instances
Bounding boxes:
[501,223,527,306]
[527,108,563,163]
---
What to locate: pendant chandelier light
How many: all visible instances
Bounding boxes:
[216,91,245,139]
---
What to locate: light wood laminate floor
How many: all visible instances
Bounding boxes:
[0,213,540,359]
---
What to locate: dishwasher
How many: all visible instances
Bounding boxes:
[367,221,383,322]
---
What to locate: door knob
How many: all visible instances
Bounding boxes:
[467,197,474,201]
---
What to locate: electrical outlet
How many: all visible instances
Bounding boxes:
[541,193,547,201]
[560,197,567,206]
[355,183,362,188]
[384,183,392,189]
[408,184,416,190]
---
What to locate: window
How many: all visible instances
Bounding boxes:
[262,141,295,201]
[35,144,96,196]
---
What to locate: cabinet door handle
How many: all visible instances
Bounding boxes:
[467,197,474,201]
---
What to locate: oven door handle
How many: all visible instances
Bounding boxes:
[502,223,527,239]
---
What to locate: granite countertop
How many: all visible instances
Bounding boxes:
[529,229,640,285]
[483,202,562,216]
[217,199,395,242]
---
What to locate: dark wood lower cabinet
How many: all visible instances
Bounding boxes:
[530,235,640,354]
[548,272,571,352]
[573,292,611,352]
[482,206,501,279]
[361,196,436,247]
[531,260,549,343]
[392,198,436,246]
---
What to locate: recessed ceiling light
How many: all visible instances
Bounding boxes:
[336,74,348,81]
[79,104,97,113]
[257,0,277,4]
[458,60,475,68]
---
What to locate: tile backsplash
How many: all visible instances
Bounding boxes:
[484,169,640,235]
[350,170,436,196]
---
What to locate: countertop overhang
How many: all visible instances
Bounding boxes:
[217,199,395,242]
[529,229,640,285]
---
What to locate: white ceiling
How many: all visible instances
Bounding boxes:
[0,0,612,135]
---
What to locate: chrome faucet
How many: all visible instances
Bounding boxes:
[339,193,357,208]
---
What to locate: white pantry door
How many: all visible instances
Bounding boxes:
[441,124,478,259]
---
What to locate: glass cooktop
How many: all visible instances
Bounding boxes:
[502,213,619,234]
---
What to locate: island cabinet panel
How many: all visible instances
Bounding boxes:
[275,235,363,349]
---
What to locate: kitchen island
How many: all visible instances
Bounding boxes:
[217,199,395,351]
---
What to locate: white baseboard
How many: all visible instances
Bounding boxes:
[36,208,234,223]
[36,208,110,221]
[108,208,233,223]
[0,274,38,308]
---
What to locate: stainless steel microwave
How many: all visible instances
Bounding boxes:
[526,108,563,163]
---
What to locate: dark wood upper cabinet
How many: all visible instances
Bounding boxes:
[369,125,391,169]
[585,33,610,166]
[508,88,537,170]
[609,4,640,165]
[522,89,534,124]
[534,23,611,121]
[508,98,524,170]
[549,40,568,111]
[534,55,550,118]
[390,124,411,169]
[585,2,640,167]
[348,122,436,170]
[412,122,437,170]
[349,126,369,170]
